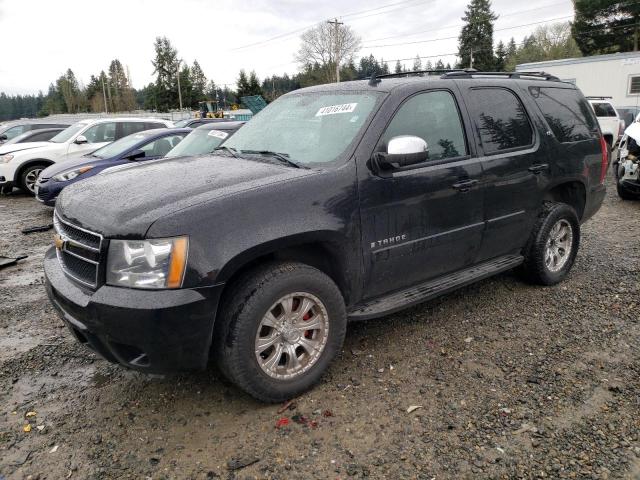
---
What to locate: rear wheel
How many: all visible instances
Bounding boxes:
[522,202,580,285]
[19,163,47,195]
[213,262,346,402]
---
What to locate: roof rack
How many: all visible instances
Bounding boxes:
[585,96,613,100]
[366,69,561,83]
[441,70,560,81]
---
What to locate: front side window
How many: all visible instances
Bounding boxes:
[467,88,533,154]
[140,134,186,157]
[2,125,26,140]
[379,90,468,161]
[83,122,116,143]
[49,123,88,143]
[224,91,383,166]
[529,87,598,143]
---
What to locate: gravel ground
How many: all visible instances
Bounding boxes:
[0,174,639,480]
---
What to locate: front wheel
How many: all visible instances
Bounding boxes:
[19,163,47,195]
[522,202,580,286]
[617,180,638,200]
[213,262,347,402]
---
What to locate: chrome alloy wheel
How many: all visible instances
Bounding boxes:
[255,292,329,380]
[544,219,573,273]
[25,168,43,193]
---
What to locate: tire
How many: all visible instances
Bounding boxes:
[522,201,580,286]
[616,180,638,200]
[18,163,47,195]
[213,261,347,402]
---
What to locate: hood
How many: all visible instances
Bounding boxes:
[56,155,316,237]
[625,122,640,143]
[40,154,113,179]
[0,141,50,155]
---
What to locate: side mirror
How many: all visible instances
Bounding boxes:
[125,149,146,161]
[0,134,7,141]
[371,135,429,172]
[75,135,88,144]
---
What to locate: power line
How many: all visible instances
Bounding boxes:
[231,0,436,51]
[361,0,573,43]
[362,15,574,48]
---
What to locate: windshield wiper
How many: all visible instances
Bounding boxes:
[240,150,306,169]
[213,146,241,158]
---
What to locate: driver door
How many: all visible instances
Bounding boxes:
[358,89,485,299]
[67,122,116,157]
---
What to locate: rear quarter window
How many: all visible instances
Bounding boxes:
[529,87,598,143]
[466,87,534,154]
[591,102,617,117]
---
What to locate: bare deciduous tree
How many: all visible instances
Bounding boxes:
[295,21,361,83]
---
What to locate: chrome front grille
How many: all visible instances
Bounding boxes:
[53,212,104,288]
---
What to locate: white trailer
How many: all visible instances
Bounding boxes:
[516,52,640,113]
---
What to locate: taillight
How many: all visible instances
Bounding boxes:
[599,136,609,184]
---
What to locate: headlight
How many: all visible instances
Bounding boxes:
[52,166,94,181]
[106,236,189,289]
[1,154,14,163]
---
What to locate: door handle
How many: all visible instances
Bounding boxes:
[528,163,549,174]
[451,179,479,192]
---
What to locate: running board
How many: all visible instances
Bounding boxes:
[348,254,524,321]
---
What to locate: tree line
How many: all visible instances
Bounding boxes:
[0,0,636,121]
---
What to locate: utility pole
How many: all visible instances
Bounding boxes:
[101,75,108,114]
[469,49,474,69]
[176,59,183,112]
[327,18,343,83]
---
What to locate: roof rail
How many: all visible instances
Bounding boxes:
[442,70,561,81]
[585,96,613,100]
[365,68,471,81]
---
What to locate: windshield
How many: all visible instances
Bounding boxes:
[91,132,151,159]
[165,128,233,158]
[173,119,191,127]
[224,91,383,166]
[50,123,87,143]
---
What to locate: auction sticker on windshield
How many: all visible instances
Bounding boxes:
[208,130,229,139]
[315,103,358,117]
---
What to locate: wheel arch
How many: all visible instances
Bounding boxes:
[15,158,54,182]
[215,231,355,306]
[543,180,587,221]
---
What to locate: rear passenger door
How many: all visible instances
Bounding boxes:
[459,85,544,262]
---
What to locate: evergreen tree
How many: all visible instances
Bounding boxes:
[394,60,403,73]
[506,37,517,59]
[247,70,263,96]
[435,59,445,69]
[236,69,251,101]
[457,0,497,70]
[425,60,433,70]
[412,55,422,71]
[572,0,640,55]
[151,36,179,111]
[494,40,507,71]
[190,60,207,107]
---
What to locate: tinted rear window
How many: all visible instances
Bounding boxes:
[591,102,617,117]
[529,87,598,143]
[467,88,533,154]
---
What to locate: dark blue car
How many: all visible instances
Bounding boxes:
[35,128,190,206]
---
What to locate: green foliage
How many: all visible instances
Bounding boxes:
[151,36,179,111]
[572,0,640,55]
[458,0,497,70]
[190,60,208,108]
[504,22,582,71]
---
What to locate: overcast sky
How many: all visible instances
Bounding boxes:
[0,0,575,95]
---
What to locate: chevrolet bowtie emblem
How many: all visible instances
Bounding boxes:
[54,233,65,250]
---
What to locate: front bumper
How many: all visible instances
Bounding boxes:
[44,247,224,373]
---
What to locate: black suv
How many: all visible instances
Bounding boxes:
[44,71,607,402]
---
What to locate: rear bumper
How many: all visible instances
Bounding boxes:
[582,183,606,223]
[44,247,224,373]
